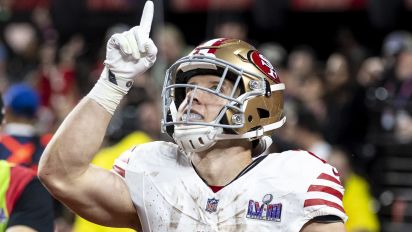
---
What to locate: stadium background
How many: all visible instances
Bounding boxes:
[1,0,412,231]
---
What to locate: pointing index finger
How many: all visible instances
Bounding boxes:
[139,0,154,39]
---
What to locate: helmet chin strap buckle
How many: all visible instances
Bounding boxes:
[173,125,223,153]
[251,127,265,140]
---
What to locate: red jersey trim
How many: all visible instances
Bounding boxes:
[209,185,224,193]
[306,151,326,163]
[317,173,342,186]
[307,184,343,201]
[304,198,345,213]
[113,164,126,178]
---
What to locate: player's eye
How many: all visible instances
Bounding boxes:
[209,85,219,91]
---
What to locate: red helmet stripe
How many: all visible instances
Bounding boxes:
[207,38,229,54]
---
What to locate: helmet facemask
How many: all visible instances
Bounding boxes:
[161,39,286,154]
[162,57,247,152]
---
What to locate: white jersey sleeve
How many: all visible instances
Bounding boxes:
[301,152,347,220]
[272,150,348,231]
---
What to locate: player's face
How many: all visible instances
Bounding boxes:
[177,74,234,123]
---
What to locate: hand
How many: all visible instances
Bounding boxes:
[102,0,157,91]
[88,1,157,114]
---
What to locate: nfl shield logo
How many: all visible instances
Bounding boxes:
[205,198,219,213]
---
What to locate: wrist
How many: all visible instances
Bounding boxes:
[87,66,136,114]
[100,66,135,91]
[87,79,125,114]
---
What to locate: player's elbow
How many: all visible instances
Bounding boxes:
[38,164,73,200]
[38,172,61,199]
[38,146,57,180]
[38,148,70,198]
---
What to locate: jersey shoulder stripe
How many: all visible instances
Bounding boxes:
[303,165,346,215]
[304,199,345,213]
[307,185,343,201]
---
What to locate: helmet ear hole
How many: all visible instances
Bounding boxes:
[248,115,253,122]
[257,108,270,118]
[198,137,204,145]
[247,115,253,122]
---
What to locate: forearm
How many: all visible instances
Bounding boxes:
[38,97,112,190]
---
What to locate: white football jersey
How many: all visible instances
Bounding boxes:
[113,141,347,232]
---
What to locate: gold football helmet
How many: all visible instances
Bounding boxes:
[161,38,286,153]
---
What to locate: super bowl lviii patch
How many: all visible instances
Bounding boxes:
[246,194,282,221]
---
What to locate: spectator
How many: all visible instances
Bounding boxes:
[212,12,248,41]
[152,23,190,92]
[288,105,332,160]
[323,53,369,161]
[0,92,54,232]
[377,46,412,143]
[286,46,317,100]
[0,83,52,170]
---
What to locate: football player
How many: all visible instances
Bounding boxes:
[38,1,347,231]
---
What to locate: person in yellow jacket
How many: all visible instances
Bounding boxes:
[0,160,54,232]
[73,131,152,232]
[328,147,380,232]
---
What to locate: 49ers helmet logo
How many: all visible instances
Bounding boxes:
[248,51,280,83]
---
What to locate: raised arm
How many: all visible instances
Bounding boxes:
[38,1,157,229]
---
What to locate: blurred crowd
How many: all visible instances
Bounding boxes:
[1,0,412,232]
